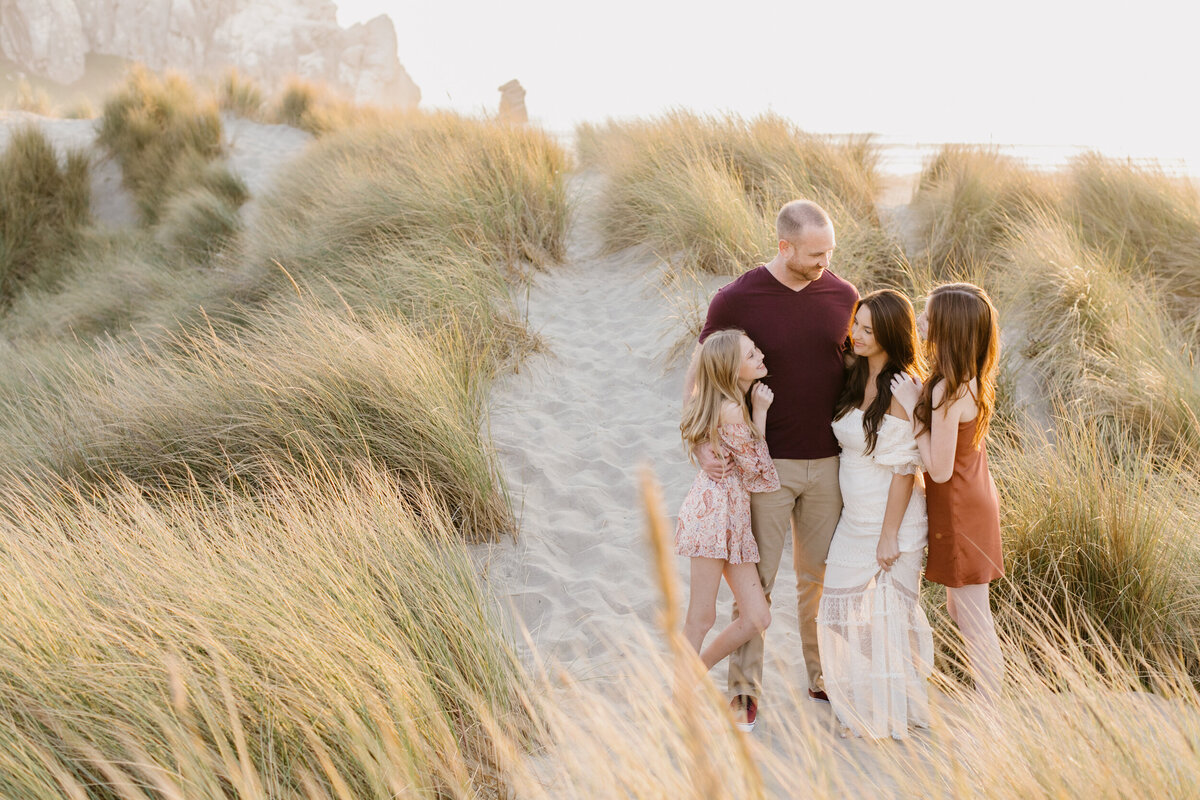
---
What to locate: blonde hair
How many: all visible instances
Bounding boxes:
[682,330,759,462]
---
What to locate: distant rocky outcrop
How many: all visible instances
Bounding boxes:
[497,79,526,124]
[0,0,419,107]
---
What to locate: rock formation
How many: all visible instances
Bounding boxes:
[497,79,526,124]
[0,0,419,107]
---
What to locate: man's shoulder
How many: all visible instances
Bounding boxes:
[701,266,767,340]
[820,269,859,299]
[714,265,769,297]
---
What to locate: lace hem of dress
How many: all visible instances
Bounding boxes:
[816,571,934,739]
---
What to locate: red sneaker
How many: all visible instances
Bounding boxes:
[808,688,829,703]
[731,694,758,732]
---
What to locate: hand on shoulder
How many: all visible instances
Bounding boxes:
[889,372,922,415]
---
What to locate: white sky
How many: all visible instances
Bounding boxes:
[335,0,1200,165]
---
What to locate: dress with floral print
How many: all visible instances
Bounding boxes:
[675,423,779,564]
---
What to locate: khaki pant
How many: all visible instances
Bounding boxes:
[727,456,842,698]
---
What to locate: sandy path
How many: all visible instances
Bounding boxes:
[479,175,883,760]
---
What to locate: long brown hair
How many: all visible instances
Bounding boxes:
[914,283,1000,449]
[834,290,924,454]
[681,330,759,462]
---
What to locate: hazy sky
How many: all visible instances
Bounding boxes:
[335,1,1198,164]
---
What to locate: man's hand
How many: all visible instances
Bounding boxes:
[696,441,732,481]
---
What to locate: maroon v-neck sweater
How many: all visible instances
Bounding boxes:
[699,266,858,459]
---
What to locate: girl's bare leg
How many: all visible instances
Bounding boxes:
[683,557,726,655]
[699,562,771,671]
[946,583,1002,700]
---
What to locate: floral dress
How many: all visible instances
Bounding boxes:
[675,423,780,564]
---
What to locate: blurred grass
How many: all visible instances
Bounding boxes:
[0,125,91,304]
[0,467,527,798]
[1066,153,1200,325]
[991,410,1200,679]
[97,67,239,225]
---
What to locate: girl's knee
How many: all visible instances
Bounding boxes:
[685,608,717,635]
[749,608,771,634]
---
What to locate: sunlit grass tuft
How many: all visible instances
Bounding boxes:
[1066,152,1200,324]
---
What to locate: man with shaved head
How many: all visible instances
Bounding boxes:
[684,199,858,731]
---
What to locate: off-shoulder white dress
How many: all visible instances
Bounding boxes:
[816,409,933,739]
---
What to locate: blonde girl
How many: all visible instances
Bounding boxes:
[891,283,1004,699]
[675,329,779,675]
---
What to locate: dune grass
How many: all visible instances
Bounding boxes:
[0,466,526,798]
[216,68,265,120]
[989,411,1200,680]
[1,97,570,542]
[1065,153,1200,325]
[0,79,580,797]
[580,112,899,285]
[97,67,228,224]
[1001,210,1200,463]
[906,145,1062,288]
[251,113,569,276]
[0,125,91,304]
[1,304,514,540]
[6,77,52,115]
[5,460,1196,799]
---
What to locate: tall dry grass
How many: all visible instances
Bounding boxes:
[2,462,1197,798]
[1066,153,1200,326]
[580,112,900,285]
[97,67,231,224]
[250,113,569,276]
[0,125,91,303]
[0,300,516,541]
[1,101,569,543]
[216,68,265,120]
[0,466,526,798]
[1001,210,1200,462]
[906,145,1061,287]
[990,411,1200,679]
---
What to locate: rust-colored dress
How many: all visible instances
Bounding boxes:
[923,417,1003,587]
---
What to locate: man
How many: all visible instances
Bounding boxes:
[684,199,858,731]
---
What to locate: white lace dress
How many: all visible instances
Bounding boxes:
[816,409,934,739]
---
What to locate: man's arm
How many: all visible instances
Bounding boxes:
[683,342,702,406]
